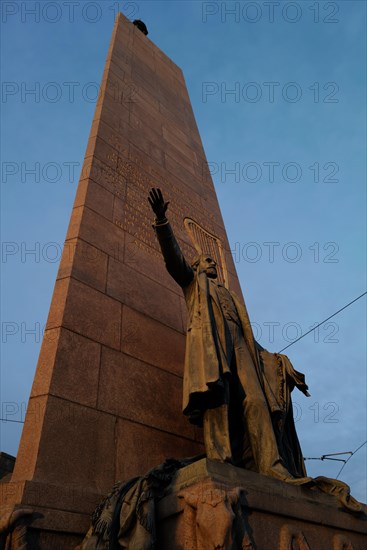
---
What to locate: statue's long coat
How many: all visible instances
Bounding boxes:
[154,220,309,477]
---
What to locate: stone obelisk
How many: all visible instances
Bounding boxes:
[2,13,366,550]
[0,13,242,547]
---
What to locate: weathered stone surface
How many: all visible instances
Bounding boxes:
[98,347,193,438]
[31,327,101,408]
[123,232,183,296]
[115,419,204,481]
[13,395,117,493]
[57,238,109,293]
[3,10,248,548]
[157,460,367,550]
[121,305,185,375]
[48,277,122,349]
[11,396,47,482]
[107,256,184,332]
[66,206,125,259]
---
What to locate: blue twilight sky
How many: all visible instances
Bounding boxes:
[1,1,366,500]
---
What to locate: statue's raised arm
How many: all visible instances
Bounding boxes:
[148,188,194,288]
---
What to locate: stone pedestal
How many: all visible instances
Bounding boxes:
[157,459,367,550]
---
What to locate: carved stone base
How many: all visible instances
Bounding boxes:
[0,479,102,548]
[1,460,366,549]
[156,459,366,550]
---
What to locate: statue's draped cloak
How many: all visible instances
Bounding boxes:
[182,271,261,415]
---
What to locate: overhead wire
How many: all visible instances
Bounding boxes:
[336,440,367,479]
[279,293,366,478]
[278,291,366,353]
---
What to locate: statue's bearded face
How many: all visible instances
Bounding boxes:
[198,256,218,278]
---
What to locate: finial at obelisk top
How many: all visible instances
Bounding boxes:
[133,19,148,36]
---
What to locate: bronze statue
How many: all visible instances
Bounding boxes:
[75,189,366,549]
[148,188,311,483]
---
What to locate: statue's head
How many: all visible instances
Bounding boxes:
[192,254,218,279]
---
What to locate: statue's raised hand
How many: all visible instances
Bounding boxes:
[148,188,170,221]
